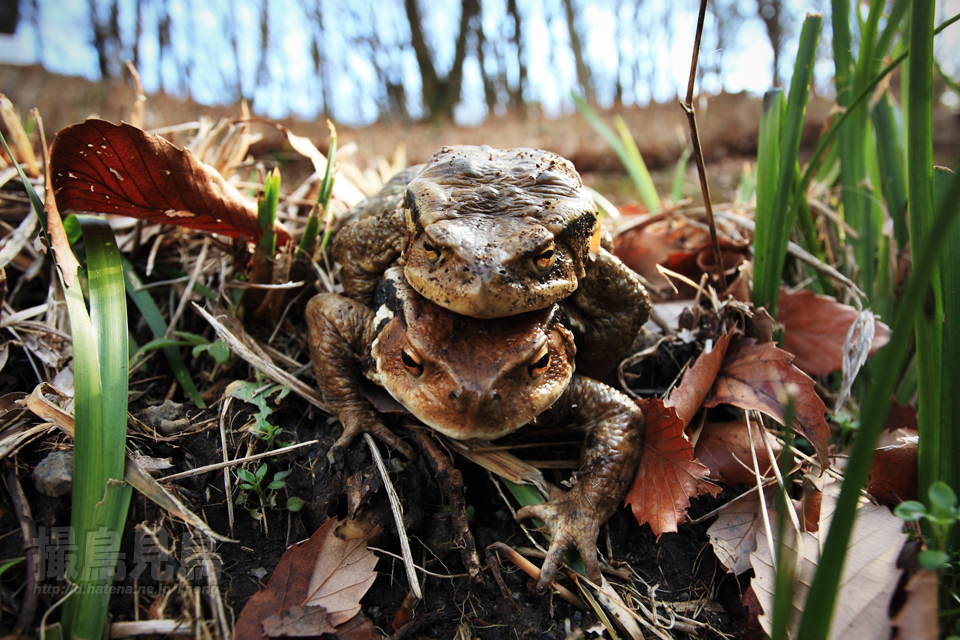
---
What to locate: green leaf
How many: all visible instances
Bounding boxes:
[917,549,950,571]
[572,93,660,212]
[273,469,292,482]
[928,481,958,515]
[255,463,267,482]
[257,167,280,254]
[753,14,822,316]
[267,481,286,490]
[670,146,692,205]
[122,258,206,408]
[237,469,256,484]
[894,500,928,521]
[286,496,306,512]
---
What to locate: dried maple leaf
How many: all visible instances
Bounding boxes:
[749,483,906,639]
[694,419,779,485]
[666,331,732,426]
[234,518,379,639]
[626,398,720,537]
[778,289,890,376]
[49,119,290,246]
[703,337,831,467]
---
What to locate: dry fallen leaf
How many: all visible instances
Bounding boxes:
[703,337,831,467]
[666,331,732,426]
[891,569,939,640]
[778,289,891,376]
[49,119,290,246]
[867,429,918,503]
[707,487,777,575]
[626,398,721,537]
[694,419,779,486]
[234,518,379,639]
[749,483,906,639]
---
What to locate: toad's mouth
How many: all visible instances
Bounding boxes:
[404,262,578,319]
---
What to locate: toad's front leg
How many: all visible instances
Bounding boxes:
[305,293,414,460]
[517,375,644,591]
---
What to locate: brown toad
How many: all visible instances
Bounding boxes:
[306,268,644,589]
[332,145,651,379]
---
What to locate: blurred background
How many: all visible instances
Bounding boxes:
[1,0,959,171]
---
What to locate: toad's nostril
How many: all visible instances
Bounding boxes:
[491,391,502,402]
[449,390,459,401]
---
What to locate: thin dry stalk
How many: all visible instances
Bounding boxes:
[363,433,423,600]
[680,0,727,292]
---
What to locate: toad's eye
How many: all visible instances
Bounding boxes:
[534,246,555,273]
[422,239,441,264]
[528,348,550,378]
[401,348,424,376]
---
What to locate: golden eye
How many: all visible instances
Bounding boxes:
[422,239,441,264]
[528,348,550,378]
[401,348,424,377]
[534,246,555,272]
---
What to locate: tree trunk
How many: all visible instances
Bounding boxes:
[507,0,526,109]
[404,0,479,120]
[756,0,783,87]
[562,0,595,104]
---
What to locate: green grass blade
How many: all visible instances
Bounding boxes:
[904,0,941,507]
[307,125,339,255]
[573,93,660,212]
[257,167,280,255]
[60,217,133,639]
[934,166,960,552]
[122,257,207,407]
[871,91,909,249]
[874,0,910,63]
[670,146,692,205]
[795,164,960,640]
[614,116,661,212]
[752,89,784,311]
[754,14,821,316]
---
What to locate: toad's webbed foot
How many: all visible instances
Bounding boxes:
[517,494,604,591]
[326,408,415,463]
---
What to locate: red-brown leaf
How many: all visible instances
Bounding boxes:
[234,518,378,640]
[666,331,732,425]
[49,119,290,246]
[694,419,779,486]
[703,337,831,467]
[778,289,890,376]
[867,429,918,503]
[626,398,721,537]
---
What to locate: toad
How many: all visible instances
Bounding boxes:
[306,268,644,589]
[332,145,651,379]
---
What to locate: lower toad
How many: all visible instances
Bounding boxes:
[306,268,644,589]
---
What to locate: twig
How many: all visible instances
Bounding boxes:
[3,464,38,631]
[485,542,585,609]
[364,433,422,600]
[218,399,235,535]
[680,0,727,292]
[157,440,319,483]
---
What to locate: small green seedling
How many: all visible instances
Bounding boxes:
[236,464,304,518]
[225,380,290,448]
[895,481,959,571]
[191,338,231,365]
